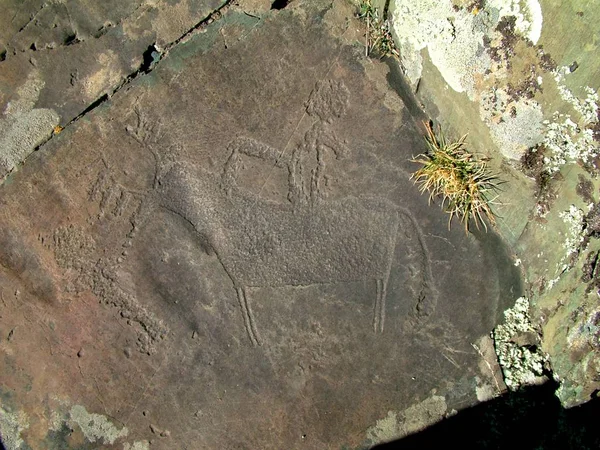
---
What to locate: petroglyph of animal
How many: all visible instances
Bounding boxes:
[156,80,437,346]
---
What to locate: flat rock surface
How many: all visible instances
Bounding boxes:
[0,1,521,448]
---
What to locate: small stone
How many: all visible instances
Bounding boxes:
[160,430,170,438]
[124,347,132,358]
[77,348,85,358]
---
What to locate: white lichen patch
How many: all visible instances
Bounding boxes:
[68,405,128,445]
[567,308,600,350]
[558,205,585,260]
[123,441,150,450]
[81,50,123,101]
[0,407,29,450]
[554,67,600,125]
[546,205,586,289]
[0,69,59,177]
[493,297,547,390]
[366,410,401,444]
[540,67,599,173]
[365,396,447,444]
[475,381,497,402]
[392,0,543,96]
[392,0,545,160]
[481,87,544,159]
[392,0,490,96]
[542,114,598,173]
[486,0,543,44]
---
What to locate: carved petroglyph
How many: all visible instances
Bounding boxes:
[237,287,261,347]
[49,224,168,354]
[126,106,177,188]
[89,167,135,220]
[46,124,172,353]
[157,80,437,346]
[222,79,351,207]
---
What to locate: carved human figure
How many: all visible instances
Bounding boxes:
[290,79,350,206]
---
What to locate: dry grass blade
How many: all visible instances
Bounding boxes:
[357,0,399,59]
[411,122,501,232]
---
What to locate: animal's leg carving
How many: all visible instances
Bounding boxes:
[373,213,398,334]
[236,287,261,346]
[373,279,387,333]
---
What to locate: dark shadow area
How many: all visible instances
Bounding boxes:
[139,43,161,73]
[470,226,524,323]
[372,381,600,450]
[271,0,291,10]
[383,56,428,127]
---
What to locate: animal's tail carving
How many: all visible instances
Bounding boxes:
[398,207,438,321]
[371,206,437,334]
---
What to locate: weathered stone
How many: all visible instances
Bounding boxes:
[0,0,226,178]
[0,0,524,448]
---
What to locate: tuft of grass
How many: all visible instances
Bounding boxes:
[411,122,501,232]
[357,0,399,59]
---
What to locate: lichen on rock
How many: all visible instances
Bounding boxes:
[0,407,29,450]
[68,405,129,445]
[0,70,59,179]
[391,0,546,160]
[493,297,548,390]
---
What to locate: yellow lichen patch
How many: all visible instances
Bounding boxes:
[53,125,63,134]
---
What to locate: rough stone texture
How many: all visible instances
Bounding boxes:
[389,0,600,407]
[0,0,522,448]
[0,0,225,178]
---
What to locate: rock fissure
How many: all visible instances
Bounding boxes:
[6,0,235,184]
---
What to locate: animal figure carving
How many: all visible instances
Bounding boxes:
[157,80,437,346]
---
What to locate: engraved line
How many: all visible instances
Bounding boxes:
[379,279,387,334]
[160,205,238,287]
[398,207,438,320]
[242,288,261,346]
[379,214,400,333]
[237,287,258,347]
[123,344,170,427]
[373,279,382,333]
[398,207,436,293]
